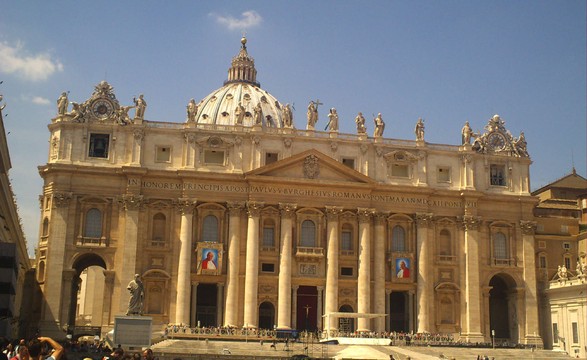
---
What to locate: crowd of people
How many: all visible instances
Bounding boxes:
[1,337,158,360]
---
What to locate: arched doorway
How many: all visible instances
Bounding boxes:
[258,302,275,329]
[489,273,518,343]
[338,305,355,333]
[69,253,108,329]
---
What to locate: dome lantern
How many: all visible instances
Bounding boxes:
[224,36,260,87]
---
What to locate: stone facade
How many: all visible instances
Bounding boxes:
[36,38,542,346]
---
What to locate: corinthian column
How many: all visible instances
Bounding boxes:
[416,213,433,333]
[373,212,387,332]
[357,208,374,332]
[224,202,244,327]
[175,198,197,325]
[461,215,484,342]
[243,201,264,328]
[520,220,542,345]
[324,206,343,331]
[118,194,144,315]
[277,203,297,329]
[40,192,72,335]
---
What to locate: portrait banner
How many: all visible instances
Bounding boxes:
[196,242,223,275]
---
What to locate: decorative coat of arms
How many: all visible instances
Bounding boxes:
[303,155,320,179]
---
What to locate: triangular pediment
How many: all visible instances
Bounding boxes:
[246,149,375,185]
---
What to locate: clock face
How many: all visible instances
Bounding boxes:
[91,99,114,119]
[487,132,506,151]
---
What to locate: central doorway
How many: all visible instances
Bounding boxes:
[196,284,217,327]
[296,286,317,331]
[390,291,409,332]
[489,273,517,343]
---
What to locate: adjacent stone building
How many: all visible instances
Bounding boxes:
[36,37,542,346]
[0,93,31,338]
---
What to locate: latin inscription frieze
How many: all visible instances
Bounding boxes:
[130,179,476,209]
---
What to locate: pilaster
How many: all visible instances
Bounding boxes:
[373,212,387,332]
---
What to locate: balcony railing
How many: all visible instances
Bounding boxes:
[492,257,516,266]
[76,236,108,247]
[295,247,324,261]
[437,255,457,263]
[340,250,356,256]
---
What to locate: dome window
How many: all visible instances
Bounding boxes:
[221,112,229,117]
[226,94,233,100]
[261,95,268,103]
[202,114,209,119]
[245,112,252,118]
[243,94,251,101]
[210,96,217,102]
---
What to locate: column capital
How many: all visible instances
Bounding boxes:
[103,270,116,284]
[357,208,375,223]
[519,220,537,235]
[52,191,73,208]
[191,281,200,287]
[184,132,196,143]
[120,194,145,211]
[247,201,264,217]
[175,198,197,214]
[459,215,482,231]
[325,206,343,220]
[317,286,325,292]
[227,201,245,214]
[385,289,392,295]
[133,129,145,141]
[292,285,299,291]
[374,212,388,225]
[279,203,298,218]
[415,212,434,227]
[217,282,225,288]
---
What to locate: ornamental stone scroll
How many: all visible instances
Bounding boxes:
[174,198,197,215]
[459,215,481,231]
[246,201,264,217]
[279,203,297,219]
[519,220,537,235]
[415,212,434,227]
[120,194,145,211]
[52,192,73,208]
[357,208,375,223]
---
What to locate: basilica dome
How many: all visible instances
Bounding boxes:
[192,37,288,128]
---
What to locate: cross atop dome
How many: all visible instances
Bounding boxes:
[225,36,260,87]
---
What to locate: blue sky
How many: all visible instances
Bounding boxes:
[1,1,585,257]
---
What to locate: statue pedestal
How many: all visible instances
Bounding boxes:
[113,316,152,349]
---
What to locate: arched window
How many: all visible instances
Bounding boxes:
[300,220,316,247]
[262,219,275,248]
[493,232,508,259]
[341,224,353,251]
[84,208,102,238]
[392,225,406,252]
[152,213,166,246]
[38,261,45,282]
[202,215,219,242]
[439,229,452,255]
[42,218,49,237]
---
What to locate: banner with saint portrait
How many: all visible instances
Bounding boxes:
[196,242,223,275]
[392,255,413,282]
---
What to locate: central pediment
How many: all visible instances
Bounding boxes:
[245,149,375,185]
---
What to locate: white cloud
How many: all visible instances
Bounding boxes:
[0,41,64,81]
[211,10,262,30]
[31,96,51,105]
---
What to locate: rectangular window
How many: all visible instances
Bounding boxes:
[156,146,171,162]
[88,133,110,158]
[561,225,569,234]
[342,158,355,169]
[261,263,275,273]
[552,323,558,344]
[538,240,546,249]
[539,256,547,269]
[564,256,571,269]
[490,164,506,186]
[263,227,275,247]
[437,167,451,183]
[563,242,571,250]
[340,267,353,276]
[265,152,278,165]
[341,231,352,251]
[204,150,225,165]
[537,224,544,233]
[391,164,409,178]
[572,322,578,344]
